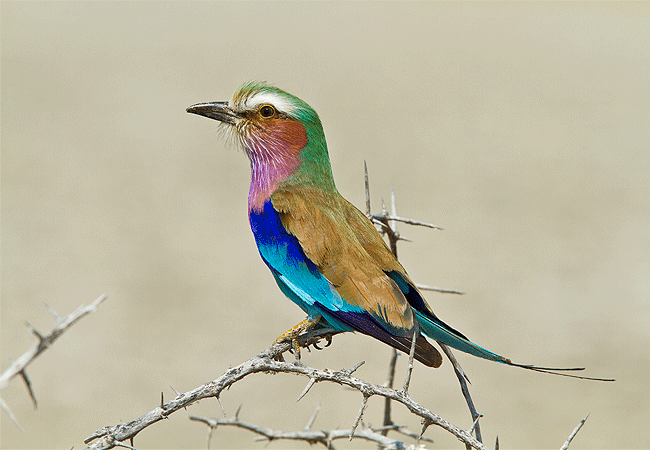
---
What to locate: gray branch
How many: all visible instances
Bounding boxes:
[0,294,107,428]
[190,411,407,449]
[372,212,443,231]
[560,414,589,450]
[84,329,488,450]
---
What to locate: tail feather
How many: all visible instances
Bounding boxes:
[508,363,615,381]
[414,311,509,363]
[415,311,615,381]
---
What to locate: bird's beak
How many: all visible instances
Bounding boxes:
[186,101,239,125]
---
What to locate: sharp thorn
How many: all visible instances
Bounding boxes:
[468,414,483,434]
[347,361,365,375]
[24,322,44,341]
[0,395,23,430]
[44,302,61,321]
[216,395,226,417]
[304,401,321,430]
[296,378,316,402]
[19,370,37,409]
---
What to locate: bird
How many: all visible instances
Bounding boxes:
[187,81,611,380]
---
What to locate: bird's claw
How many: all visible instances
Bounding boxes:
[312,335,333,350]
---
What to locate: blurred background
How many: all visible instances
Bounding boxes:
[2,2,649,448]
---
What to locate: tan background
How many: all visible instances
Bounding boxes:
[2,2,649,448]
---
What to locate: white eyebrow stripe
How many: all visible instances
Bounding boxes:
[234,92,295,115]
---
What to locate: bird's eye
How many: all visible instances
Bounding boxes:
[259,104,276,118]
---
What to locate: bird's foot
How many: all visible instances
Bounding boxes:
[293,328,336,355]
[312,334,333,350]
[274,317,322,361]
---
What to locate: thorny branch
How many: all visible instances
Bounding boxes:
[560,414,590,450]
[0,294,107,429]
[189,403,431,450]
[85,329,488,450]
[84,329,594,450]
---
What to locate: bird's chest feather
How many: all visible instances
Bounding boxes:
[248,199,320,276]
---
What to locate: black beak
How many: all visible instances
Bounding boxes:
[186,101,239,125]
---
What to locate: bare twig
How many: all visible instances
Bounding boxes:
[364,160,371,216]
[390,185,397,236]
[190,410,407,449]
[84,166,603,449]
[372,212,443,231]
[439,343,483,443]
[0,294,107,428]
[380,349,399,437]
[350,394,369,439]
[379,195,400,257]
[194,399,430,449]
[304,402,321,430]
[400,326,418,395]
[560,414,589,450]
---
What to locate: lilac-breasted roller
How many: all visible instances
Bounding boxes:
[187,82,609,379]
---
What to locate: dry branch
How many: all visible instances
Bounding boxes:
[560,414,589,450]
[84,329,488,450]
[372,212,443,231]
[190,408,413,450]
[0,294,107,428]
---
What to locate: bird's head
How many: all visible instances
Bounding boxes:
[187,82,327,164]
[188,82,336,209]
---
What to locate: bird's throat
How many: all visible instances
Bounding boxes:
[246,120,308,212]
